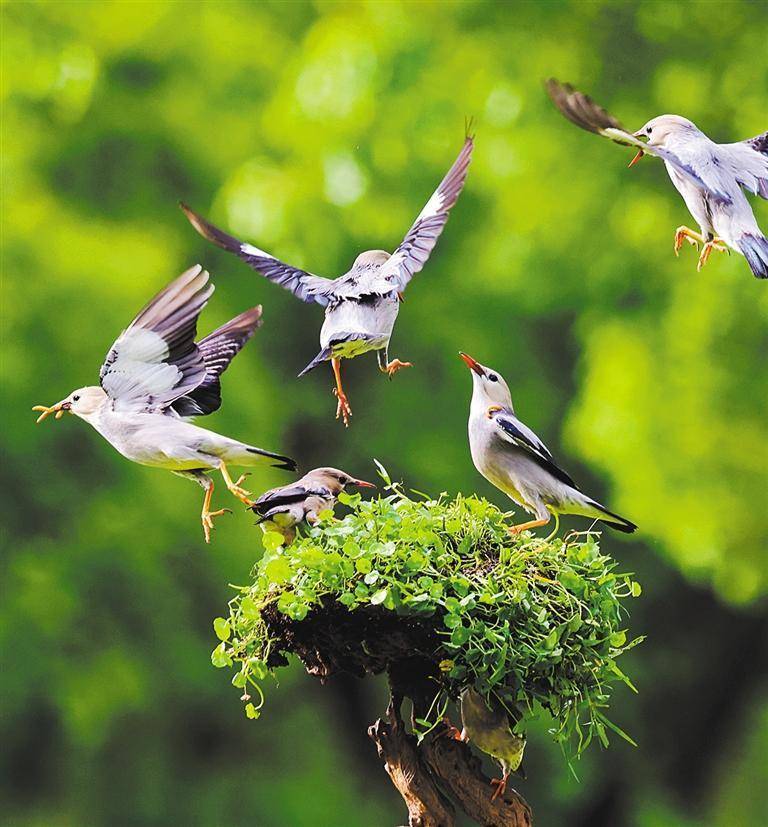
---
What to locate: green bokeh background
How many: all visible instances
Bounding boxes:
[2,1,767,825]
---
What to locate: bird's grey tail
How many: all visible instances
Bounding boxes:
[297,347,332,377]
[246,447,297,472]
[585,499,637,534]
[737,233,768,279]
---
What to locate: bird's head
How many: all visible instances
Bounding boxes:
[33,385,107,424]
[311,467,376,493]
[352,250,390,269]
[459,353,513,409]
[634,114,699,147]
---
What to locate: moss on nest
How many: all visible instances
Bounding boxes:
[213,468,642,761]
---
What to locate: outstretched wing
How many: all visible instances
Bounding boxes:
[171,306,262,418]
[180,203,334,306]
[546,79,732,204]
[491,408,578,489]
[100,265,212,412]
[722,132,768,199]
[373,133,474,293]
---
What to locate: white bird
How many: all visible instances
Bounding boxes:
[32,265,297,543]
[459,352,636,535]
[547,79,768,278]
[180,132,474,425]
[251,467,375,544]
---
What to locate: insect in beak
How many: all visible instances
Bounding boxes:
[32,400,71,423]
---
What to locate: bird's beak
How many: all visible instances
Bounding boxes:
[351,479,376,489]
[32,400,71,424]
[459,352,484,376]
[628,130,646,167]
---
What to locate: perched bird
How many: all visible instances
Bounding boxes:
[32,265,297,543]
[459,352,636,535]
[450,688,526,802]
[546,79,768,277]
[180,132,474,425]
[251,467,375,544]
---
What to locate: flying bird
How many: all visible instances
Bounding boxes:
[251,467,375,544]
[32,265,297,543]
[546,79,768,278]
[451,688,526,802]
[180,132,474,425]
[459,352,636,535]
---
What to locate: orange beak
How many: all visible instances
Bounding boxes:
[459,351,484,376]
[351,479,376,489]
[628,149,644,168]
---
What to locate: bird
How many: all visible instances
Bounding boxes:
[546,79,768,278]
[32,265,297,543]
[459,352,636,535]
[180,131,474,425]
[251,467,375,544]
[448,688,526,802]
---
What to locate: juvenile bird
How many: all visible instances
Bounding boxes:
[546,79,768,277]
[450,688,526,802]
[460,352,636,535]
[181,132,474,425]
[32,265,297,543]
[251,467,375,544]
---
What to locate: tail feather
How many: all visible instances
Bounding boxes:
[737,233,768,279]
[246,446,297,472]
[585,499,637,534]
[298,346,332,377]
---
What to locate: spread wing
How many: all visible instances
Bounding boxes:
[546,79,732,204]
[491,408,578,490]
[180,203,334,306]
[252,483,332,515]
[373,133,474,293]
[100,265,212,412]
[171,306,262,418]
[722,132,768,199]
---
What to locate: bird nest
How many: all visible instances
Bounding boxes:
[213,472,642,759]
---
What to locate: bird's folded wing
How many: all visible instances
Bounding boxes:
[100,265,212,412]
[492,410,578,489]
[724,132,768,199]
[372,133,474,293]
[180,203,334,305]
[546,79,732,204]
[171,306,262,418]
[252,484,332,513]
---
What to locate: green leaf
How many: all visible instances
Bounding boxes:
[245,703,260,720]
[240,596,260,620]
[265,557,294,585]
[211,642,232,668]
[213,617,231,641]
[262,531,285,551]
[355,557,372,574]
[631,581,642,597]
[370,588,389,606]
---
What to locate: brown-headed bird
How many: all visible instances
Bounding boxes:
[546,79,768,277]
[251,467,375,544]
[180,133,474,425]
[32,265,297,542]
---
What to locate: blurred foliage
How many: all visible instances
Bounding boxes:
[219,480,643,762]
[1,1,767,825]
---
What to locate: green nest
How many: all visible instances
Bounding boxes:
[213,468,642,761]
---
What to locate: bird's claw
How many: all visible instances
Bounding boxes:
[697,238,727,271]
[674,226,702,256]
[384,358,413,379]
[201,507,231,543]
[333,388,352,427]
[32,403,67,423]
[490,775,508,802]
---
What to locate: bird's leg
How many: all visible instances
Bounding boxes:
[377,348,413,379]
[674,226,706,255]
[697,234,728,271]
[200,480,230,544]
[331,357,352,426]
[508,517,551,536]
[490,770,509,802]
[220,462,255,506]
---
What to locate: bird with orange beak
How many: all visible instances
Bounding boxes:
[251,467,375,545]
[546,79,768,278]
[460,352,636,535]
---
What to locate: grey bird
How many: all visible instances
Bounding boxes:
[546,79,768,278]
[451,688,526,802]
[251,467,375,544]
[33,265,297,543]
[180,133,474,425]
[459,352,636,535]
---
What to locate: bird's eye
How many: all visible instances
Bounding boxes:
[646,126,653,135]
[73,394,80,402]
[488,374,498,383]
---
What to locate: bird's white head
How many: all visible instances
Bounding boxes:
[352,250,390,269]
[459,352,513,412]
[634,114,699,147]
[33,385,107,424]
[309,467,377,493]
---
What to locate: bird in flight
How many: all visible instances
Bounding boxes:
[251,467,375,545]
[459,352,636,535]
[33,265,296,542]
[181,132,474,425]
[546,79,768,278]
